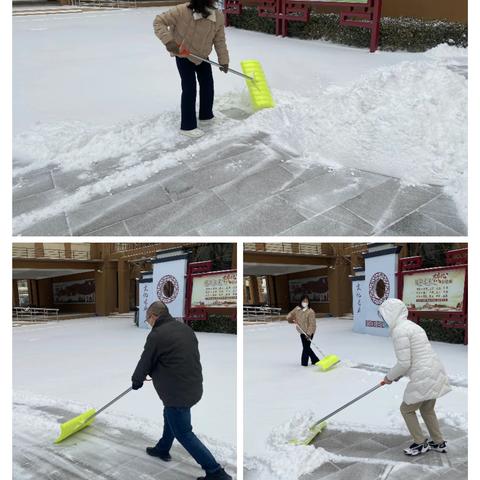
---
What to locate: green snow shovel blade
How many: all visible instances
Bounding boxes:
[54,408,96,443]
[289,421,327,446]
[54,387,132,444]
[315,354,341,372]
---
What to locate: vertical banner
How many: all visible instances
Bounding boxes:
[152,254,189,319]
[138,272,153,330]
[351,269,365,334]
[363,246,401,337]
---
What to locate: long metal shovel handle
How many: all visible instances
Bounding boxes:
[311,382,385,430]
[295,322,326,358]
[83,387,133,424]
[180,49,255,82]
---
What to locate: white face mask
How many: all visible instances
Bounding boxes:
[301,302,308,309]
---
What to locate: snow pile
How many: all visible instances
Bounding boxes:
[246,60,466,187]
[245,412,331,480]
[13,114,182,177]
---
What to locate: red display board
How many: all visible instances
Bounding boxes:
[397,248,468,344]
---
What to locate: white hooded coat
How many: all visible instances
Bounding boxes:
[379,298,451,405]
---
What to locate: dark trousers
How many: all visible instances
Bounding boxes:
[175,57,214,131]
[300,334,320,366]
[155,406,221,474]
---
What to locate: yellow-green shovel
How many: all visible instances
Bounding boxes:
[54,387,133,444]
[295,323,340,372]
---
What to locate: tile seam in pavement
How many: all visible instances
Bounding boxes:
[420,211,466,235]
[373,193,455,235]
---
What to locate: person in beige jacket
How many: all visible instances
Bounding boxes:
[287,295,320,366]
[153,0,230,138]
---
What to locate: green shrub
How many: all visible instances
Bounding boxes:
[190,314,237,334]
[418,318,466,344]
[227,8,468,52]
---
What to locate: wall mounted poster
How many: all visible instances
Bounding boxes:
[289,276,329,303]
[191,272,237,308]
[402,268,466,312]
[53,279,95,304]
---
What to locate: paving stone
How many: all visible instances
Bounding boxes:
[417,195,467,235]
[17,213,71,236]
[279,169,389,216]
[378,212,463,236]
[280,206,373,235]
[85,221,131,236]
[214,163,295,211]
[306,461,390,480]
[340,179,442,233]
[13,170,54,200]
[125,191,231,236]
[198,196,307,236]
[68,183,172,235]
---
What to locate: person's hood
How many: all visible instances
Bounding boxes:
[378,298,408,332]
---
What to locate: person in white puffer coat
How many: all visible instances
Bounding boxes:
[378,298,451,457]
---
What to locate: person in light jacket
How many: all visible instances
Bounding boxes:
[153,0,230,138]
[379,298,451,457]
[287,294,320,366]
[132,301,232,480]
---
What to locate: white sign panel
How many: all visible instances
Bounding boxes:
[351,275,365,334]
[138,279,153,330]
[363,248,400,337]
[152,255,188,319]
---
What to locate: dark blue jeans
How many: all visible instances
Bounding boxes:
[155,407,221,474]
[175,57,214,131]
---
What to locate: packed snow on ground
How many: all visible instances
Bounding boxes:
[12,7,467,228]
[12,317,236,475]
[243,319,467,479]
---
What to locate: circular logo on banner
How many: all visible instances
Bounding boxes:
[368,272,390,305]
[157,275,179,304]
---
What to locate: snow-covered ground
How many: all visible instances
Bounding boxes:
[244,319,467,479]
[12,8,467,234]
[12,316,236,478]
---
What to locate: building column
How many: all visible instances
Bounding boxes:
[328,258,352,317]
[249,276,260,304]
[12,280,19,307]
[231,243,237,269]
[34,243,44,258]
[118,260,130,314]
[95,261,118,316]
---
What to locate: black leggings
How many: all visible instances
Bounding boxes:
[176,57,214,131]
[300,333,320,366]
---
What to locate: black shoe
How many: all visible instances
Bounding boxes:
[197,468,232,480]
[146,446,172,462]
[403,440,431,456]
[428,440,447,453]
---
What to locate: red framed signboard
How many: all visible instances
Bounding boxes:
[184,262,237,322]
[397,248,468,344]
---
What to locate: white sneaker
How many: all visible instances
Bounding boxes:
[180,128,205,138]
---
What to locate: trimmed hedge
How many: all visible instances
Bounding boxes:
[418,318,465,344]
[227,8,467,51]
[190,314,237,334]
